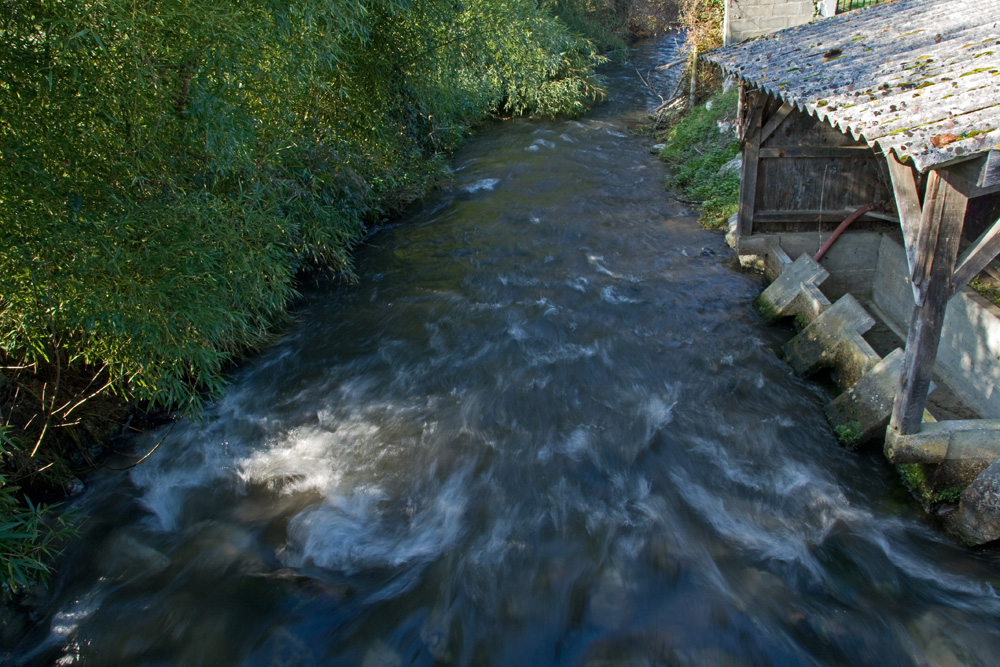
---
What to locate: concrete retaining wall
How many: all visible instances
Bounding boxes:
[739,231,883,299]
[724,0,824,45]
[873,235,1000,419]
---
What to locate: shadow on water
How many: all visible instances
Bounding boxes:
[13,36,1000,666]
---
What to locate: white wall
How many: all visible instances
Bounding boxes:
[873,235,1000,419]
[724,0,821,45]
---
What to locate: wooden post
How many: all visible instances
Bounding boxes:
[889,170,969,435]
[737,86,764,238]
[885,152,923,302]
[688,41,698,110]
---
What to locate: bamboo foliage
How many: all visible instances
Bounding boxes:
[0,0,607,419]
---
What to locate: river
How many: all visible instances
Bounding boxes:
[11,37,1000,666]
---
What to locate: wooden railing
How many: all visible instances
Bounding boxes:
[836,0,889,12]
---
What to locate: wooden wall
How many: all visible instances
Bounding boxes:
[738,87,897,236]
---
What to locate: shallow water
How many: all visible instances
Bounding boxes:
[13,37,1000,666]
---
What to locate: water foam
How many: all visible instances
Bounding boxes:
[464,178,499,193]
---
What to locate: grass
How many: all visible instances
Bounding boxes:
[655,84,740,230]
[970,276,1000,310]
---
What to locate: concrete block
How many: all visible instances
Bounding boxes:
[779,1,818,17]
[885,420,1000,472]
[790,281,831,325]
[755,16,797,31]
[784,290,882,388]
[765,243,793,282]
[764,232,881,300]
[887,420,1000,514]
[740,4,775,19]
[756,253,828,320]
[825,348,905,449]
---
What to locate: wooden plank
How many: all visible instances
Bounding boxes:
[890,172,969,436]
[952,215,1000,295]
[884,152,923,301]
[759,102,794,144]
[752,210,897,224]
[737,90,765,238]
[989,150,1000,190]
[945,150,1000,192]
[940,160,1000,199]
[759,146,872,159]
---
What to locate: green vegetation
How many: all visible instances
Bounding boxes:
[0,438,76,596]
[656,84,740,229]
[0,0,653,598]
[970,276,1000,309]
[833,420,864,447]
[897,463,965,509]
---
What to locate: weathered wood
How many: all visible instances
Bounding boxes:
[885,152,923,301]
[890,171,969,435]
[952,215,1000,295]
[757,150,890,215]
[759,146,872,159]
[752,210,897,224]
[946,150,1000,193]
[987,150,1000,189]
[759,102,794,144]
[737,89,765,237]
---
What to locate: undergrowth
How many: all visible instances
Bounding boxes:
[656,83,739,229]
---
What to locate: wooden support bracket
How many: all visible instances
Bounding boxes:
[890,171,969,435]
[759,102,794,144]
[952,215,1000,295]
[884,152,924,304]
[736,90,765,238]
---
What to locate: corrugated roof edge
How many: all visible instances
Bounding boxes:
[700,0,1000,174]
[705,64,1000,174]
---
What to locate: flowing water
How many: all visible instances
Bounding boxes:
[12,38,1000,666]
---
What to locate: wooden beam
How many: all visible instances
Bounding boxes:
[737,89,765,238]
[884,152,924,303]
[945,150,1000,194]
[759,102,794,144]
[952,215,1000,295]
[890,171,969,435]
[752,210,897,224]
[759,146,872,159]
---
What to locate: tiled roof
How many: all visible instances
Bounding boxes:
[703,0,1000,173]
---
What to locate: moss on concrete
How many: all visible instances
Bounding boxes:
[752,294,782,321]
[897,462,966,509]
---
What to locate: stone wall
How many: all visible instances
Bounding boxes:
[724,0,831,45]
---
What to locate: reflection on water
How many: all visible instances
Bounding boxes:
[13,37,1000,666]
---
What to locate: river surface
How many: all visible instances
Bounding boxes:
[13,38,1000,666]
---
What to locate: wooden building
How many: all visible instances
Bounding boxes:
[703,0,1000,439]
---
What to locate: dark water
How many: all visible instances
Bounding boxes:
[13,38,1000,666]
